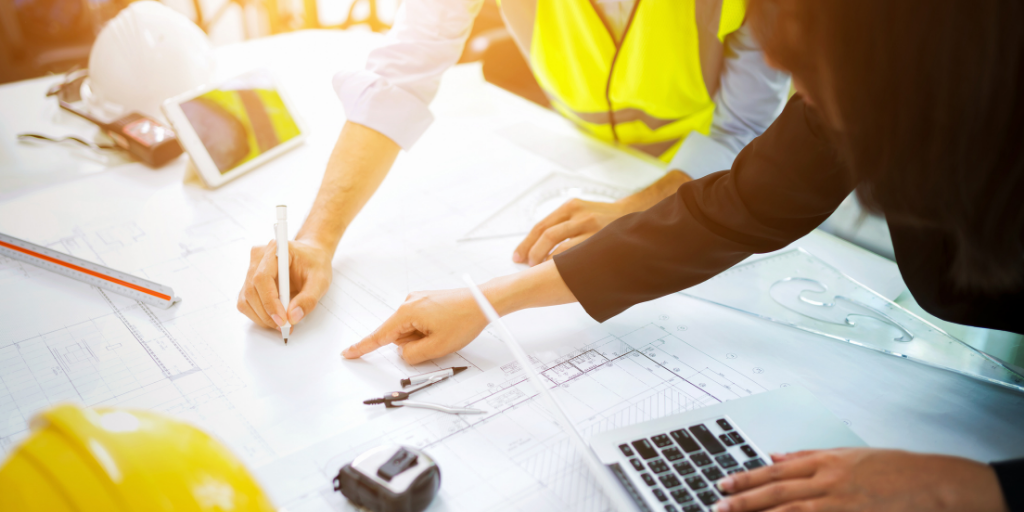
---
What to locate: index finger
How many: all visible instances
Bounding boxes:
[342,313,417,359]
[513,201,575,263]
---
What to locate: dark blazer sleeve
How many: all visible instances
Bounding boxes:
[993,459,1024,512]
[554,95,854,322]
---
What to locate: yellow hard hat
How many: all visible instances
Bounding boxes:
[0,404,276,512]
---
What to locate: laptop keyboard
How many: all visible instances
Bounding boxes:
[614,416,768,512]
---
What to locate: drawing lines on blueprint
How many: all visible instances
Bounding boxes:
[267,320,775,512]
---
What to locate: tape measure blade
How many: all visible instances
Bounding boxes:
[0,232,178,309]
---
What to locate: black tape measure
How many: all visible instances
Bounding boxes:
[333,445,440,512]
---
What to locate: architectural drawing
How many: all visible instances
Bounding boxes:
[255,299,790,512]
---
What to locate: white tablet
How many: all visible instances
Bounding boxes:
[162,69,306,188]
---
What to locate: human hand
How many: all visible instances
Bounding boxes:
[341,288,489,364]
[237,238,333,331]
[713,448,1008,512]
[512,198,635,267]
[512,170,692,266]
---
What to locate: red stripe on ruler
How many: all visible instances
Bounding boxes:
[0,240,172,302]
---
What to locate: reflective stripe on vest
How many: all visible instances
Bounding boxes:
[500,0,746,162]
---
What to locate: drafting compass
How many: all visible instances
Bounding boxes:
[363,368,484,415]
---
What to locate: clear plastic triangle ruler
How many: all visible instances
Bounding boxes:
[683,248,1024,393]
[460,172,632,242]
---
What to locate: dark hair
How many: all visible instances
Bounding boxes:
[749,0,1024,291]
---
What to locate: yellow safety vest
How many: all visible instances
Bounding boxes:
[500,0,746,162]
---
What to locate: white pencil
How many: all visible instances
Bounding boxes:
[276,205,291,344]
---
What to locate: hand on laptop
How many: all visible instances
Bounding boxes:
[713,448,1008,512]
[237,239,333,331]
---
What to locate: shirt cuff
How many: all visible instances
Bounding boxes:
[669,131,739,180]
[332,69,435,150]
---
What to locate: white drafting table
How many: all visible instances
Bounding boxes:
[0,30,1021,512]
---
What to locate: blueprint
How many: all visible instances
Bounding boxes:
[256,295,791,512]
[0,108,666,468]
[0,113,795,511]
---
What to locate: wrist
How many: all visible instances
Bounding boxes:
[295,229,340,258]
[479,261,576,318]
[480,273,526,318]
[619,169,692,212]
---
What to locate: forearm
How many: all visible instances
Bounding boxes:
[482,261,578,317]
[295,121,400,251]
[621,170,692,212]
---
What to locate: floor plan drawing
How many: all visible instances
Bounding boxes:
[255,298,790,512]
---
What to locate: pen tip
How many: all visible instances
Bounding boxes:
[452,366,468,375]
[284,338,288,344]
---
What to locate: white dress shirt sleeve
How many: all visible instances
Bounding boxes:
[670,23,791,179]
[332,0,485,150]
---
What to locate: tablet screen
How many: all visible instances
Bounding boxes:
[179,70,301,174]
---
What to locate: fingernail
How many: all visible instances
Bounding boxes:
[512,252,522,263]
[713,502,731,512]
[271,314,284,327]
[289,307,304,324]
[718,476,734,492]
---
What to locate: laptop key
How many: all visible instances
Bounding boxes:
[660,474,682,488]
[744,458,767,470]
[670,429,702,452]
[684,475,708,491]
[630,458,644,471]
[682,505,702,512]
[619,444,635,457]
[673,461,696,476]
[690,452,713,467]
[652,434,673,448]
[698,490,720,506]
[728,432,744,445]
[642,473,656,486]
[702,466,725,481]
[649,459,670,473]
[653,489,669,502]
[670,489,692,504]
[716,419,733,431]
[719,434,735,447]
[663,447,685,461]
[688,424,727,454]
[716,454,738,468]
[633,439,660,459]
[727,468,745,475]
[740,445,757,458]
[665,506,678,512]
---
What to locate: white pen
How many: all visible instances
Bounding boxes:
[400,366,468,388]
[275,205,290,344]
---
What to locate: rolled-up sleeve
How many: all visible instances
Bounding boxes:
[333,0,485,149]
[671,23,791,179]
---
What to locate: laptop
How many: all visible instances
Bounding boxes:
[590,387,866,511]
[462,275,867,512]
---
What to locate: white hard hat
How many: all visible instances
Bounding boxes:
[84,1,215,121]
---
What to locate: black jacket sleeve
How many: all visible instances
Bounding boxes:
[993,458,1024,512]
[554,95,853,322]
